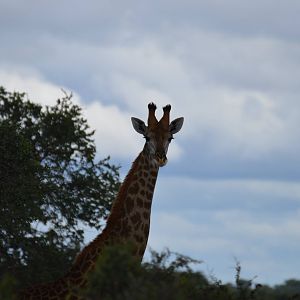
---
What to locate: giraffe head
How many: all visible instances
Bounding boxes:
[131,103,184,167]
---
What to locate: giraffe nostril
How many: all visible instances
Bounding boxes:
[155,152,164,159]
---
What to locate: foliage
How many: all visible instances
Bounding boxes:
[81,245,207,300]
[0,274,17,300]
[0,87,120,288]
[1,242,300,300]
[80,245,300,300]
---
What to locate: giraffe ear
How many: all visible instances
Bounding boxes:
[169,117,184,134]
[131,117,147,135]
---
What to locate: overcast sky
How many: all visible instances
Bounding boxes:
[1,0,300,285]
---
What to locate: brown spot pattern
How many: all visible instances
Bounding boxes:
[126,197,134,212]
[128,182,139,195]
[136,197,144,208]
[130,213,142,224]
[151,171,157,177]
[139,178,145,186]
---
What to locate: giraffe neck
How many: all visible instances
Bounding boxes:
[65,150,159,286]
[107,150,159,254]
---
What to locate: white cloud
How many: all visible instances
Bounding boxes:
[84,38,291,160]
[215,209,300,240]
[148,212,234,253]
[145,176,300,283]
[84,101,139,159]
[155,176,300,211]
[0,70,183,161]
[0,69,66,107]
[0,70,136,158]
[147,208,300,284]
[76,38,296,159]
[2,27,298,162]
[181,88,286,159]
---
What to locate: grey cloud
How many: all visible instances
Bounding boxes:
[2,0,300,44]
[0,0,300,40]
[165,140,300,180]
[154,177,300,213]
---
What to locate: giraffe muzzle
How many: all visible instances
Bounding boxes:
[155,152,168,167]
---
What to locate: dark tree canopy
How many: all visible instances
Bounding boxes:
[0,87,120,287]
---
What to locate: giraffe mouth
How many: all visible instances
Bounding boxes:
[154,151,168,167]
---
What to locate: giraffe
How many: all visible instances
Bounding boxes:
[19,103,184,299]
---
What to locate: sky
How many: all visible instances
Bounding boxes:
[1,0,300,286]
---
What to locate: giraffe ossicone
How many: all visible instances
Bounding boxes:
[20,103,184,299]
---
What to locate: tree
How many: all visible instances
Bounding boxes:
[0,87,120,288]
